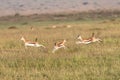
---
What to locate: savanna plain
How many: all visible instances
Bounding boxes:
[0,12,120,80]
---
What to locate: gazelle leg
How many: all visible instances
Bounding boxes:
[40,45,46,48]
[62,45,67,49]
[52,47,58,53]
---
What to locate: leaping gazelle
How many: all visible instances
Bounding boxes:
[76,35,92,44]
[21,37,46,48]
[76,33,102,44]
[52,39,67,53]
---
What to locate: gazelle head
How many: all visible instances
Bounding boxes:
[21,37,24,40]
[77,35,83,40]
[21,37,26,42]
[63,39,67,43]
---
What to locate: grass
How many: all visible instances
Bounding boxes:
[0,16,120,80]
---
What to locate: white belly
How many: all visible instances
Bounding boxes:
[25,43,40,47]
[76,41,92,44]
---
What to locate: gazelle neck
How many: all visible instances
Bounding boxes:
[63,40,66,44]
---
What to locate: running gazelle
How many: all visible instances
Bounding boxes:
[76,33,102,44]
[52,39,67,53]
[21,36,46,48]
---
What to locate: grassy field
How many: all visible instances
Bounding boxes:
[0,16,120,80]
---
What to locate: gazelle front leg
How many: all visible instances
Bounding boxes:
[40,44,46,48]
[62,45,67,49]
[52,47,58,53]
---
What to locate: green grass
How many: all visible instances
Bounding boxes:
[0,17,120,80]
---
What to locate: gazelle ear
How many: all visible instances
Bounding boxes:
[64,39,67,42]
[77,35,82,39]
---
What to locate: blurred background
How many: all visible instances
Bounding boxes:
[0,0,120,16]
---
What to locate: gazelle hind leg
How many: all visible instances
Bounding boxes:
[40,44,46,48]
[76,41,82,44]
[36,44,46,48]
[52,48,56,53]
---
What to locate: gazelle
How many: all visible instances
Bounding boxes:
[76,35,92,44]
[21,37,46,48]
[76,33,102,44]
[52,39,67,53]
